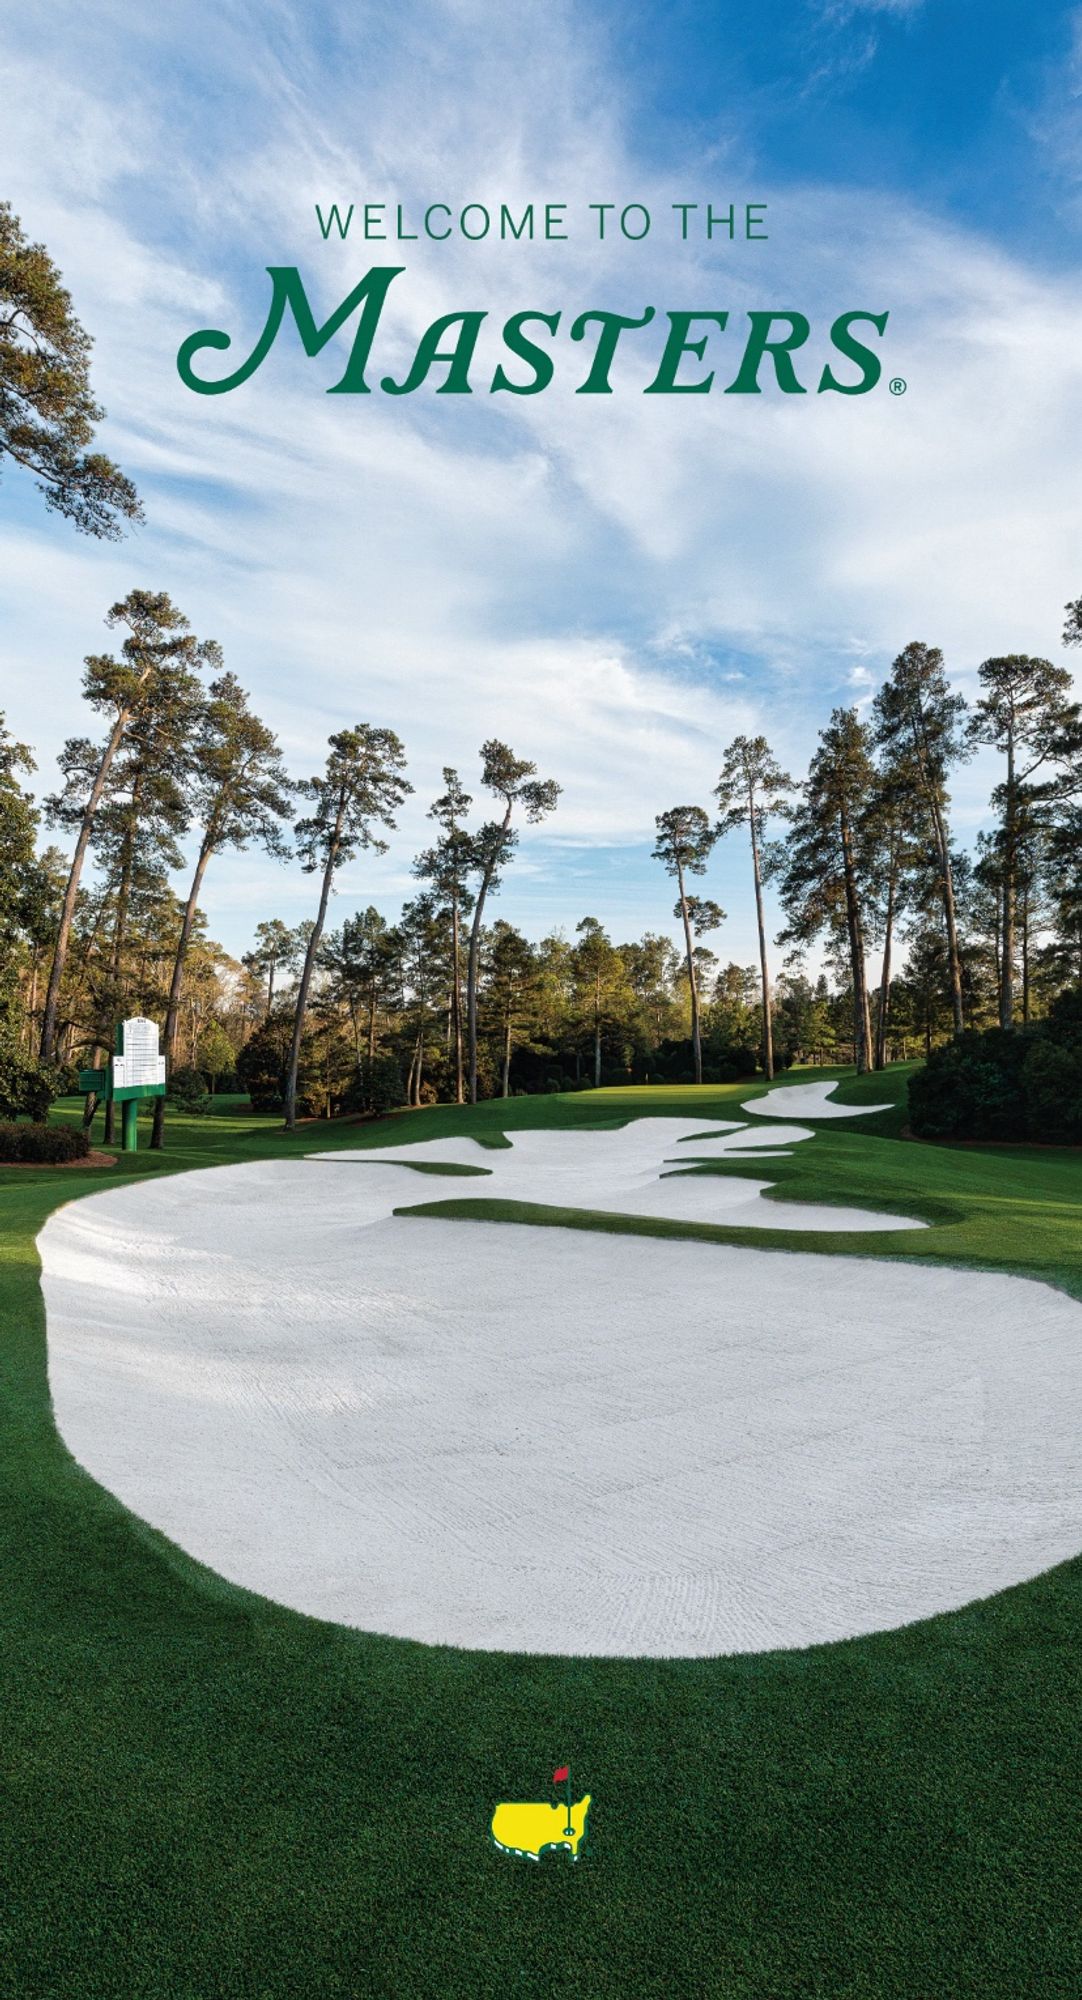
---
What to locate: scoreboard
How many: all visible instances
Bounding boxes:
[112,1016,167,1099]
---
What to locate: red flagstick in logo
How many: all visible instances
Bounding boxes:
[553,1765,572,1835]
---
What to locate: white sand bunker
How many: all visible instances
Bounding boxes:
[743,1080,892,1120]
[315,1117,923,1233]
[40,1142,1082,1657]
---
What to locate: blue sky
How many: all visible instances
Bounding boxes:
[2,0,1081,967]
[636,1,1074,247]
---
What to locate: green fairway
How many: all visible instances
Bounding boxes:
[3,1071,1082,1998]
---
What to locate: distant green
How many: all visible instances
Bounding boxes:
[2,1068,1081,1998]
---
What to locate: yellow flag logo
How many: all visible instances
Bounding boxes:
[491,1766,590,1862]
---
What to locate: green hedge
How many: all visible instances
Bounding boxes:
[0,1123,90,1164]
[167,1066,210,1112]
[908,988,1082,1144]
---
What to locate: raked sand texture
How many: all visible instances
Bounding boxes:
[39,1127,1082,1656]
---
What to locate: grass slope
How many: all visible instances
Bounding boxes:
[1,1071,1081,1998]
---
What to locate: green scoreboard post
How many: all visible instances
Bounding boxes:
[77,1017,167,1153]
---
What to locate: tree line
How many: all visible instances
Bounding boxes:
[0,587,1079,1135]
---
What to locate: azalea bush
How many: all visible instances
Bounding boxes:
[0,1023,63,1122]
[0,1122,88,1164]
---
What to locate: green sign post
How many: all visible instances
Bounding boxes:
[77,1017,167,1153]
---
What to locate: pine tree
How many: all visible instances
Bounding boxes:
[15,845,65,1053]
[0,201,141,537]
[775,709,877,1074]
[652,807,720,1085]
[571,918,625,1088]
[152,675,294,1147]
[464,741,559,1104]
[0,715,38,1009]
[865,763,922,1068]
[322,907,399,1063]
[413,769,474,1104]
[90,677,199,1140]
[243,919,304,1020]
[481,921,540,1097]
[1042,804,1082,987]
[620,933,682,1049]
[40,591,216,1063]
[970,654,1078,1027]
[286,728,410,1131]
[872,642,969,1035]
[394,893,448,1106]
[715,735,793,1079]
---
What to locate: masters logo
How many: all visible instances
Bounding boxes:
[491,1766,591,1864]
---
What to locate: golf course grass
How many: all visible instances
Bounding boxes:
[3,1066,1082,1998]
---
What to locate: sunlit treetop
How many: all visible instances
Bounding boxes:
[0,200,142,539]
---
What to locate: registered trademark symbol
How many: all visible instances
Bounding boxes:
[889,377,907,396]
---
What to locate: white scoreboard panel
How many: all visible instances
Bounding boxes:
[113,1016,167,1090]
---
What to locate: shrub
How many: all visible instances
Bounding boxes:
[908,1029,1029,1141]
[0,1122,89,1164]
[908,991,1082,1144]
[0,1027,62,1122]
[168,1065,211,1112]
[1020,1040,1082,1146]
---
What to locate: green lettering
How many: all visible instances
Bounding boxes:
[381,310,487,394]
[726,311,810,394]
[644,311,729,393]
[491,311,561,394]
[570,308,655,393]
[818,310,889,394]
[500,204,534,241]
[315,203,354,240]
[176,264,405,396]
